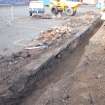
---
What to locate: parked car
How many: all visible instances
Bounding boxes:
[29,0,45,16]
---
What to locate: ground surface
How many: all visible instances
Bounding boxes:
[0,10,100,105]
[20,23,105,105]
[0,5,98,56]
[0,6,62,55]
[0,4,103,105]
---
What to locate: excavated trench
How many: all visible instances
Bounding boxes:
[20,20,102,105]
[0,12,102,105]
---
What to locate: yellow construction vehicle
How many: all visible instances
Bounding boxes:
[50,0,81,16]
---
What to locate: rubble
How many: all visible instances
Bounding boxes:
[31,12,97,48]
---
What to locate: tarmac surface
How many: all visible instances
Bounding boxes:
[0,6,63,55]
[0,5,98,56]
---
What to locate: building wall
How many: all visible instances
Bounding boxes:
[83,0,98,4]
[0,0,29,5]
[0,0,101,5]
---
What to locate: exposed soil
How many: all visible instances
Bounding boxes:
[21,23,105,105]
[0,11,101,105]
[0,12,97,87]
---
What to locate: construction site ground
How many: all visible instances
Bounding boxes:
[0,4,105,105]
[0,5,98,56]
[21,23,105,105]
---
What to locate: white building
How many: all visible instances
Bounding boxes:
[83,0,104,4]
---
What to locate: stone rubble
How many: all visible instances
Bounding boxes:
[28,12,97,48]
